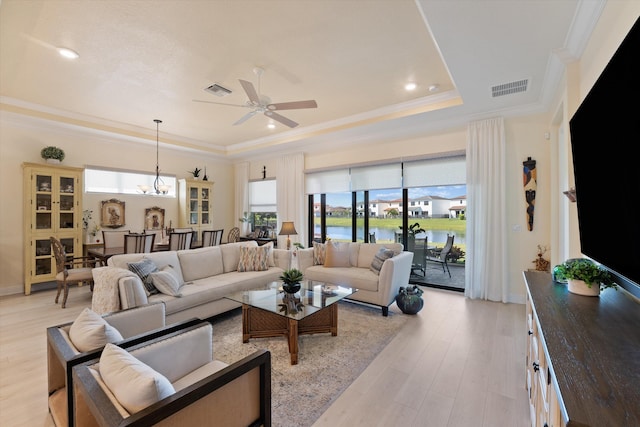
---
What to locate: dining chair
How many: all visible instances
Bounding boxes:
[101,229,131,249]
[202,229,224,246]
[168,231,193,251]
[227,226,240,243]
[426,234,454,277]
[124,233,155,254]
[50,236,98,308]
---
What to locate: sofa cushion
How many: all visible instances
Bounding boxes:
[109,252,185,285]
[237,245,270,272]
[127,258,159,295]
[304,265,379,292]
[99,343,175,414]
[369,247,395,275]
[324,241,351,267]
[313,242,326,265]
[150,266,184,297]
[220,241,258,273]
[69,308,124,352]
[178,246,223,282]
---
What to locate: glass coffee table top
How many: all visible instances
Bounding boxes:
[225,280,355,321]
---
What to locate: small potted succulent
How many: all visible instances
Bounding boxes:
[554,258,617,296]
[395,285,424,314]
[41,146,65,163]
[279,268,304,294]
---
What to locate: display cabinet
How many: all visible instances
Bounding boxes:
[23,162,84,295]
[178,179,213,242]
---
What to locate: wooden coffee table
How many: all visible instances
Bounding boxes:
[225,281,355,365]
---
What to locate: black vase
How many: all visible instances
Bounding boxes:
[283,283,301,294]
[395,294,424,314]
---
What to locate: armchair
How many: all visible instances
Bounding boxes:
[46,303,203,427]
[72,322,272,426]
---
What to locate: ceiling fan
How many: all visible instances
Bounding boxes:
[193,67,317,128]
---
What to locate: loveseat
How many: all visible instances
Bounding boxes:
[94,241,290,323]
[296,242,413,316]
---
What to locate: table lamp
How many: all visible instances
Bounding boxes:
[278,221,298,250]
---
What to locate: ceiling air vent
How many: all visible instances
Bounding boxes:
[204,83,232,97]
[491,79,528,97]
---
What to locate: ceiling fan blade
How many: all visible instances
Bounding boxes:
[239,79,260,104]
[265,111,298,128]
[233,110,257,126]
[267,100,318,111]
[193,99,248,108]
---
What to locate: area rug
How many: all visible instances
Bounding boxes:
[211,301,407,427]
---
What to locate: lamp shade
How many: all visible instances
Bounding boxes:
[278,222,297,236]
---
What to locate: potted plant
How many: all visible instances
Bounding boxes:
[554,258,617,296]
[188,167,202,179]
[41,146,65,163]
[398,222,425,252]
[395,285,424,314]
[279,268,304,294]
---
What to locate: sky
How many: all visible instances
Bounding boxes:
[324,184,467,207]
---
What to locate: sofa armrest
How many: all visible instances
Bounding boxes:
[377,251,413,305]
[118,275,148,310]
[73,347,272,426]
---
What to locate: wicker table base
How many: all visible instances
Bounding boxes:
[241,302,338,365]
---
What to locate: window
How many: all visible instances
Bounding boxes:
[248,180,277,235]
[85,167,176,197]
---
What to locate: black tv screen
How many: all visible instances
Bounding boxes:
[569,17,640,298]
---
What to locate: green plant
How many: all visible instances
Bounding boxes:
[41,146,65,161]
[293,242,305,249]
[397,285,423,302]
[188,167,202,178]
[448,246,466,262]
[238,212,250,223]
[279,268,304,285]
[398,222,425,236]
[554,258,617,290]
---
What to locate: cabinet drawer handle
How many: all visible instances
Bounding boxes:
[528,330,533,335]
[532,362,540,372]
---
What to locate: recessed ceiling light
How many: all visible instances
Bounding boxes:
[428,84,440,93]
[57,47,79,59]
[267,122,276,129]
[404,82,417,91]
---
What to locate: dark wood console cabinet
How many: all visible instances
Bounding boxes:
[523,271,640,426]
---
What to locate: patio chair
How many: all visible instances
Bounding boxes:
[426,234,454,277]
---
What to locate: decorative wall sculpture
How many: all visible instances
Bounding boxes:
[523,157,537,231]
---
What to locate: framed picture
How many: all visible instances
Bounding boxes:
[145,206,165,230]
[101,199,125,228]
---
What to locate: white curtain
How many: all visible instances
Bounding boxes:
[276,153,305,248]
[234,162,250,236]
[465,117,509,302]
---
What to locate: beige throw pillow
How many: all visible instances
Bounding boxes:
[99,343,175,414]
[323,241,351,268]
[150,266,184,297]
[313,242,326,265]
[237,245,270,272]
[69,308,124,352]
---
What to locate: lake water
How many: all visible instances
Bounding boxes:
[323,226,466,245]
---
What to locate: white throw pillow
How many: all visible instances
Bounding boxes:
[99,343,175,414]
[69,308,124,352]
[150,266,184,297]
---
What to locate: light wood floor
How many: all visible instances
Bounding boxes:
[0,285,530,427]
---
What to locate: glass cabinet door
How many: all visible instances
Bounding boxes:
[32,237,53,278]
[189,185,199,225]
[35,173,53,231]
[58,175,76,229]
[201,187,210,225]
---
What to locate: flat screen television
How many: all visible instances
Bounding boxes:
[569,17,640,299]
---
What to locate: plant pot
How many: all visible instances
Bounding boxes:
[395,294,424,314]
[567,279,600,296]
[46,158,61,164]
[282,283,301,294]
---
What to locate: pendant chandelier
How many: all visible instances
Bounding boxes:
[138,119,170,195]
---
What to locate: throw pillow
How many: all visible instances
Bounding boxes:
[69,307,124,352]
[99,343,175,414]
[150,265,184,297]
[369,247,395,275]
[323,241,351,268]
[128,258,159,295]
[263,241,276,267]
[313,242,326,265]
[237,245,269,272]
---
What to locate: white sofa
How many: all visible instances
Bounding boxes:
[100,241,290,323]
[296,242,413,316]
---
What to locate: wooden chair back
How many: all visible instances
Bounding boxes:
[101,230,131,249]
[169,231,193,251]
[227,227,240,243]
[202,229,224,246]
[124,233,155,253]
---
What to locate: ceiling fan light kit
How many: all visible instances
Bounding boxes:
[194,67,318,128]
